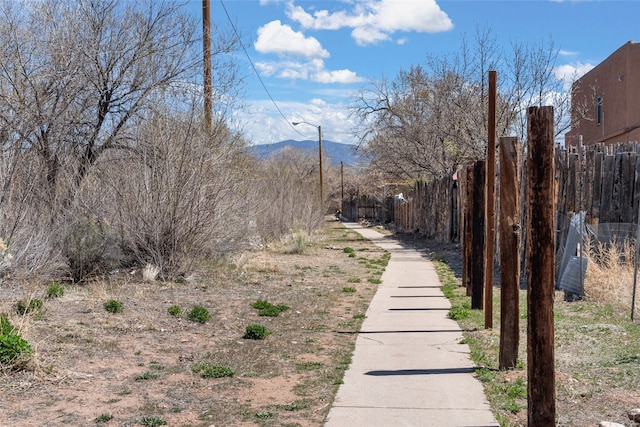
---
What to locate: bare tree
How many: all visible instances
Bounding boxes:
[0,0,245,280]
[352,27,569,180]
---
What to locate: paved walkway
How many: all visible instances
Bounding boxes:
[324,222,499,427]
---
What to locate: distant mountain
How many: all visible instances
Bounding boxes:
[250,139,365,167]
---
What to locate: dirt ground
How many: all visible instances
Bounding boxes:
[0,220,386,427]
[4,219,640,427]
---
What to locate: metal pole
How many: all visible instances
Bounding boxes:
[202,0,212,133]
[318,125,324,208]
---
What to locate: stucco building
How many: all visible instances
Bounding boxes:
[565,40,640,147]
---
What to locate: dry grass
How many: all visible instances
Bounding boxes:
[583,238,638,310]
[0,219,385,426]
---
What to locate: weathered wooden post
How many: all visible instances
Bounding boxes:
[499,137,521,370]
[484,70,497,328]
[526,106,556,426]
[472,160,486,309]
[463,164,474,296]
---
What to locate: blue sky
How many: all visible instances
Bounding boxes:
[187,0,639,146]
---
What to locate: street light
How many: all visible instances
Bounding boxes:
[292,121,324,208]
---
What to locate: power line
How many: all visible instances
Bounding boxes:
[218,0,305,137]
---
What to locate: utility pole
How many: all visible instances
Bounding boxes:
[318,125,324,206]
[292,121,324,209]
[202,0,212,133]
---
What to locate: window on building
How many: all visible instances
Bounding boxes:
[596,95,602,126]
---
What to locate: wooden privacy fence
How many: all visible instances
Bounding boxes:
[342,142,640,243]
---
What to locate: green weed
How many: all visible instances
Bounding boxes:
[103,299,123,314]
[167,305,182,317]
[46,282,65,299]
[0,333,33,365]
[192,363,235,378]
[140,416,167,427]
[135,372,160,381]
[243,324,272,340]
[16,298,43,315]
[187,306,210,323]
[95,414,113,423]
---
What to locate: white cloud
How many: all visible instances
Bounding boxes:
[313,68,362,84]
[559,49,578,57]
[257,58,363,84]
[286,0,453,46]
[555,61,595,89]
[255,20,330,58]
[234,98,358,145]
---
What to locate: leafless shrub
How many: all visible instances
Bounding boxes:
[99,108,255,275]
[253,147,324,243]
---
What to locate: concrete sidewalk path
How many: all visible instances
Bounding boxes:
[324,222,499,427]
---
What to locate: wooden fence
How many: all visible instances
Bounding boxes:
[342,141,640,244]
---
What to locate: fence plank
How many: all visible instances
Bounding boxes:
[619,152,636,223]
[600,155,615,223]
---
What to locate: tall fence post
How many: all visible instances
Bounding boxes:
[499,137,521,370]
[484,70,497,328]
[472,160,486,309]
[463,164,474,296]
[526,106,556,426]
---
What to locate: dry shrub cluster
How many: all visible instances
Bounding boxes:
[583,237,637,309]
[254,147,324,243]
[0,0,326,284]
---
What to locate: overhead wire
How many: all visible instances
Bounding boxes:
[218,0,306,137]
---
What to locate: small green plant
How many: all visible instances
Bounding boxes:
[167,305,182,317]
[135,371,160,381]
[250,299,271,310]
[251,300,289,317]
[502,399,524,414]
[243,324,272,340]
[448,305,471,320]
[46,282,65,299]
[103,299,123,314]
[276,401,310,411]
[192,363,235,378]
[441,283,457,299]
[342,287,356,294]
[140,416,167,427]
[15,298,43,315]
[506,378,527,399]
[258,305,282,317]
[0,333,33,365]
[296,361,323,371]
[187,306,210,323]
[343,247,355,254]
[475,367,497,383]
[95,414,113,423]
[149,361,165,370]
[367,277,382,284]
[255,411,274,419]
[1,316,15,335]
[347,277,361,283]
